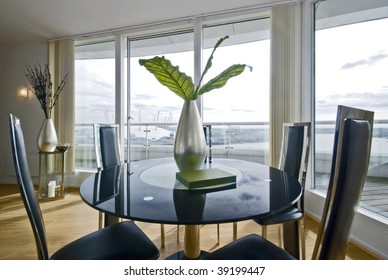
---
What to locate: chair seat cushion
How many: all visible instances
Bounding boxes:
[50,221,160,260]
[253,206,303,225]
[201,234,296,260]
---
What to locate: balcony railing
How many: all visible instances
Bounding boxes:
[74,122,270,170]
[74,120,388,220]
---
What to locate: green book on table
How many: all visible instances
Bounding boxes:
[176,168,236,189]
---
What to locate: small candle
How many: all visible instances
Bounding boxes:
[48,180,56,198]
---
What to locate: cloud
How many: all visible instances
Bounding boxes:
[341,53,388,70]
[93,80,114,91]
[316,89,388,119]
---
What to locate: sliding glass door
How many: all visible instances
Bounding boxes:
[74,17,271,169]
[202,18,270,163]
[74,41,116,170]
[127,32,194,161]
[126,18,270,163]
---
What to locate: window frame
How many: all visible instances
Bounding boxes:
[304,0,388,259]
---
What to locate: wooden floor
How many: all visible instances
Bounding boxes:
[0,185,378,260]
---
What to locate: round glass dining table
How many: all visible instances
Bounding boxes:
[80,157,302,259]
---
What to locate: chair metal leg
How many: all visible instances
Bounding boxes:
[104,214,120,227]
[233,222,237,241]
[216,224,220,244]
[160,224,180,247]
[278,224,283,248]
[160,224,165,247]
[277,219,305,259]
[299,218,306,260]
[261,225,267,238]
[283,221,300,259]
[259,220,305,260]
[98,212,103,229]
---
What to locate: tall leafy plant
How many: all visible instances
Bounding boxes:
[139,35,252,100]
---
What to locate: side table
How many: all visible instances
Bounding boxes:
[38,150,68,200]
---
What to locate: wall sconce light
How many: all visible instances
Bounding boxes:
[17,86,29,100]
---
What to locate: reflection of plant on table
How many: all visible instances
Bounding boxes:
[139,35,252,100]
[25,63,68,119]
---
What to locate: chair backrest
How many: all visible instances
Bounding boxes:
[203,125,212,163]
[93,124,122,170]
[312,105,374,260]
[278,122,311,210]
[8,114,49,260]
[279,122,311,181]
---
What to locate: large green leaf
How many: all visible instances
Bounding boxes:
[139,36,252,100]
[196,35,229,92]
[196,64,252,97]
[138,56,195,100]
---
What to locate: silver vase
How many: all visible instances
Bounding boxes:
[37,118,58,152]
[174,100,207,171]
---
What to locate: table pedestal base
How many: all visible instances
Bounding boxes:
[184,225,200,259]
[166,224,204,259]
[166,250,208,260]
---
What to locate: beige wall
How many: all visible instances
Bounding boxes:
[0,42,48,184]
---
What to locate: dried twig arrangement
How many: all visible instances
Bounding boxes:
[25,63,68,119]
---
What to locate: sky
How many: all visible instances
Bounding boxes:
[75,17,388,125]
[129,39,269,124]
[315,18,388,120]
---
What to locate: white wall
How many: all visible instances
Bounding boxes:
[0,42,48,184]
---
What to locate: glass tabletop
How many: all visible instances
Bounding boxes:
[80,157,301,225]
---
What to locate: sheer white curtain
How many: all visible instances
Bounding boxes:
[270,2,303,167]
[49,39,75,173]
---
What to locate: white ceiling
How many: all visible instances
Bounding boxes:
[0,0,283,46]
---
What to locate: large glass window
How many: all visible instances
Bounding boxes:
[128,33,194,124]
[126,18,270,163]
[74,17,270,169]
[202,19,270,123]
[314,0,388,219]
[74,41,115,170]
[127,32,194,161]
[202,19,270,163]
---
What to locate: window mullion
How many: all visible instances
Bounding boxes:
[115,34,125,158]
[194,19,204,118]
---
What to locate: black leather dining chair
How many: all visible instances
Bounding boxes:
[253,122,311,259]
[201,105,374,260]
[93,123,177,247]
[93,124,122,171]
[93,124,122,229]
[9,114,160,260]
